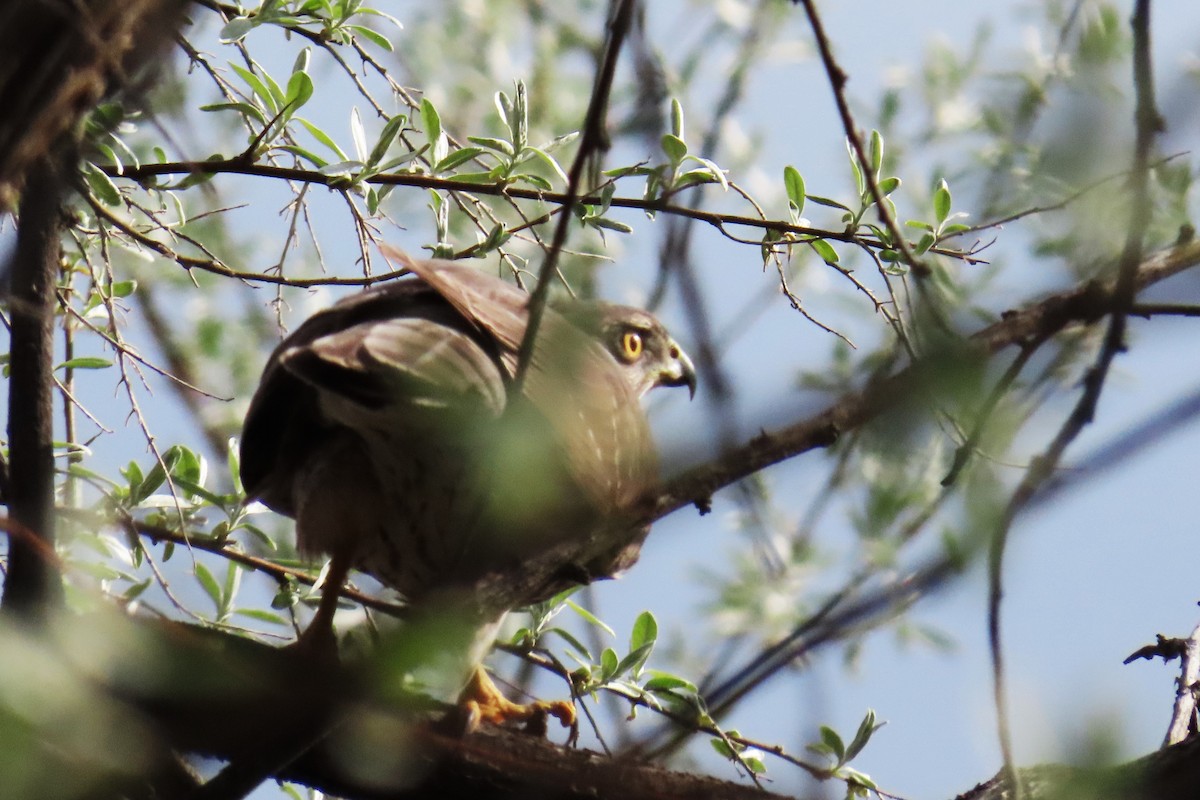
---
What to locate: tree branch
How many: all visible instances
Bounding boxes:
[2,156,66,617]
[651,239,1200,520]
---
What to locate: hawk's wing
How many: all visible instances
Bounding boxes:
[382,249,657,513]
[239,278,507,517]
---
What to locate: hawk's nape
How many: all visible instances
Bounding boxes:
[239,252,695,728]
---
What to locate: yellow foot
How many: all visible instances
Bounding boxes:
[458,666,575,737]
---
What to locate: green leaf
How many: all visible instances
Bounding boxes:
[869,129,883,176]
[538,131,578,153]
[841,767,878,789]
[614,642,654,679]
[468,136,514,157]
[298,119,349,161]
[599,647,619,680]
[278,144,329,169]
[547,627,593,662]
[235,608,289,625]
[877,176,901,195]
[201,102,267,125]
[585,216,633,234]
[230,63,278,114]
[57,357,112,371]
[661,133,687,165]
[478,222,511,251]
[291,47,310,75]
[222,560,243,612]
[493,90,512,132]
[123,578,152,602]
[122,460,145,494]
[525,146,568,186]
[642,670,697,693]
[367,114,406,167]
[847,139,865,195]
[318,159,365,177]
[630,610,658,652]
[710,737,737,759]
[510,80,528,150]
[346,24,393,51]
[420,97,442,149]
[783,165,805,216]
[515,173,552,191]
[108,280,137,298]
[219,17,258,43]
[820,725,846,762]
[565,600,614,637]
[239,524,275,550]
[683,155,728,190]
[166,445,204,487]
[84,163,120,206]
[434,146,484,173]
[255,61,287,108]
[806,194,852,212]
[374,150,422,172]
[194,563,223,615]
[845,708,882,761]
[933,179,952,224]
[350,107,368,161]
[285,70,313,114]
[810,238,839,264]
[670,98,684,139]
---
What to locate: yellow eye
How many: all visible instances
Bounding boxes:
[621,330,644,361]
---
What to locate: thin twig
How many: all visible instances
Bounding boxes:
[985,3,1162,793]
[1131,302,1200,317]
[796,0,925,277]
[513,0,636,389]
[98,160,980,266]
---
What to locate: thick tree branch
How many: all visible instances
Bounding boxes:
[52,615,793,800]
[10,610,1199,800]
[3,157,66,617]
[1,0,191,617]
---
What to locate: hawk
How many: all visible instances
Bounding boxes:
[239,249,695,727]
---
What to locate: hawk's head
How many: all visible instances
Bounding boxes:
[566,303,697,400]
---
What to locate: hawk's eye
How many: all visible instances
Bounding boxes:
[620,330,644,361]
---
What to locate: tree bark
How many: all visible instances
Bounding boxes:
[3,155,66,617]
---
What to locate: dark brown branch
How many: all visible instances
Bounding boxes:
[55,614,794,800]
[796,0,925,276]
[0,0,190,615]
[3,157,66,617]
[941,336,1046,487]
[0,0,187,209]
[515,0,636,388]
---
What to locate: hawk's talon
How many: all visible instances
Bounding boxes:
[457,666,576,737]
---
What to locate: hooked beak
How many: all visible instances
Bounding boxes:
[660,339,697,399]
